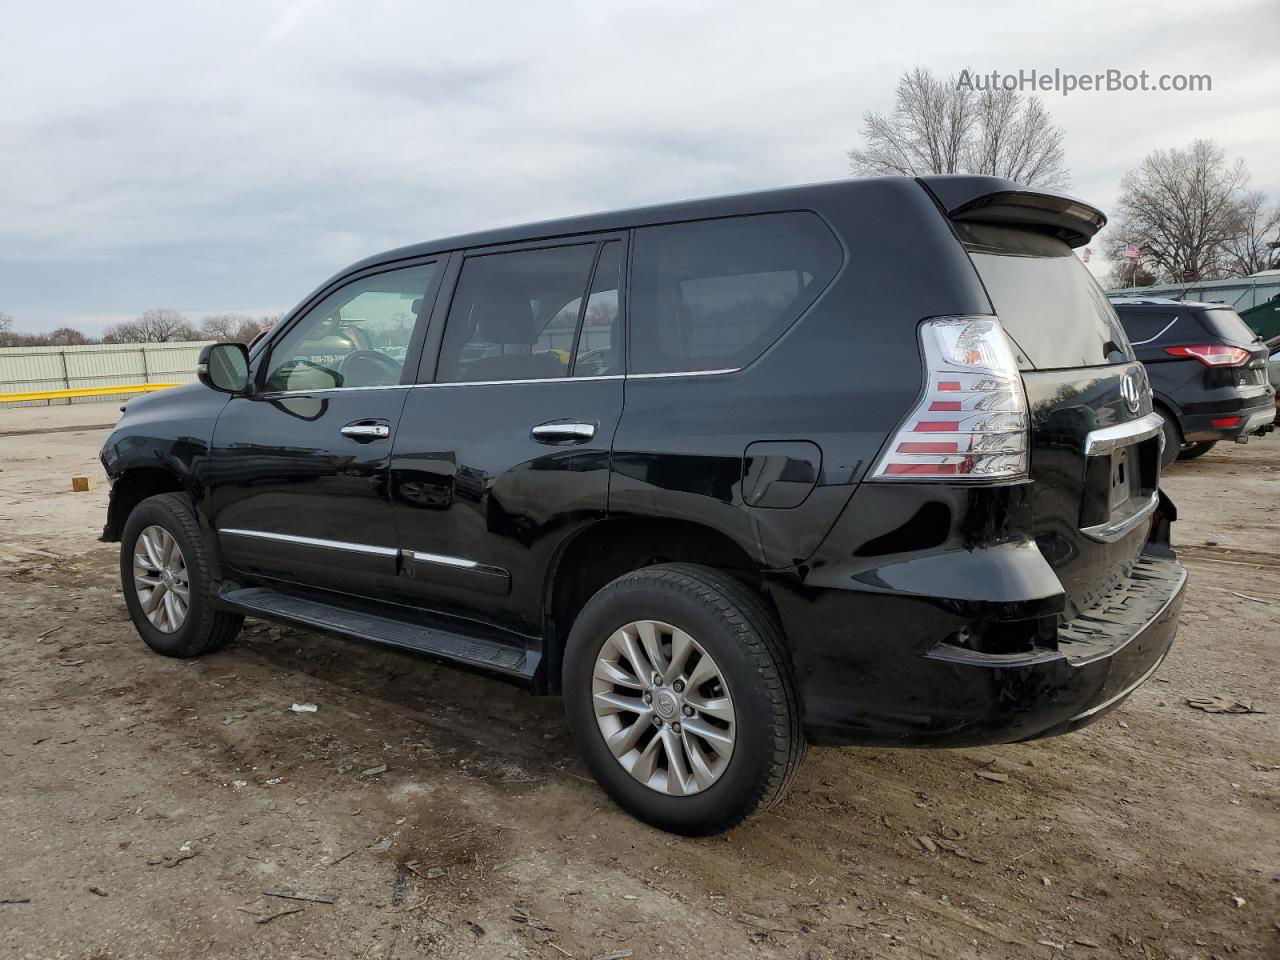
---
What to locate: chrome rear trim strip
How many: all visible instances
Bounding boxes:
[1080,490,1160,543]
[1084,412,1165,456]
[218,528,399,557]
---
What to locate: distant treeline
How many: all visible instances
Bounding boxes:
[0,308,279,348]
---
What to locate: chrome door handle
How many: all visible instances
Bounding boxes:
[531,421,596,444]
[341,423,391,440]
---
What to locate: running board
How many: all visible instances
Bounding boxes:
[220,586,534,679]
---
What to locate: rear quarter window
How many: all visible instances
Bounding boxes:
[958,223,1131,370]
[628,211,843,374]
[1195,307,1260,346]
[1115,310,1180,346]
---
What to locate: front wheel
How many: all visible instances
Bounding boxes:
[1177,440,1217,461]
[120,493,244,658]
[563,563,804,835]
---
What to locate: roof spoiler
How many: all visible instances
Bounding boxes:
[917,175,1106,248]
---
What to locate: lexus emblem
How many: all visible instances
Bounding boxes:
[1121,369,1142,414]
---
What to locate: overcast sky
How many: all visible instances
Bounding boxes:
[3,0,1278,334]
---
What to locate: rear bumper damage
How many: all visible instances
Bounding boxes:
[769,490,1187,748]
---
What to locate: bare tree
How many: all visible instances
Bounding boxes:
[966,88,1068,189]
[105,308,199,343]
[848,67,1069,188]
[1106,139,1250,283]
[46,327,93,346]
[199,313,252,341]
[1220,189,1280,276]
[0,311,12,335]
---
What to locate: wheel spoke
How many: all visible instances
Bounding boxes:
[143,582,166,613]
[141,530,164,569]
[683,734,718,790]
[685,652,720,691]
[162,591,180,631]
[612,627,655,688]
[594,657,644,690]
[160,529,177,568]
[636,620,668,678]
[663,628,695,684]
[593,690,649,716]
[659,727,691,796]
[629,731,663,782]
[684,694,733,722]
[681,716,734,755]
[606,717,650,758]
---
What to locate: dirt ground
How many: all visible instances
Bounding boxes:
[1,404,1277,960]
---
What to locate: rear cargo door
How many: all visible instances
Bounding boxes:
[958,223,1160,616]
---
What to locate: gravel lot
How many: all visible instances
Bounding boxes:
[1,404,1277,959]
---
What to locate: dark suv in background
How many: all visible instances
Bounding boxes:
[101,175,1186,835]
[1110,298,1275,463]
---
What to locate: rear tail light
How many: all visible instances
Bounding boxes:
[870,316,1029,482]
[1164,344,1250,367]
[1211,416,1241,428]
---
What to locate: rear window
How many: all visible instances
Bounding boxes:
[1195,307,1260,346]
[959,223,1131,370]
[628,212,842,374]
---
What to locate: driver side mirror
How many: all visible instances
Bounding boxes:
[197,342,251,394]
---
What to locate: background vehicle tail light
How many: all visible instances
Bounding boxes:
[870,316,1029,482]
[1164,345,1250,367]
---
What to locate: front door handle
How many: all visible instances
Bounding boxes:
[341,421,391,441]
[531,421,596,444]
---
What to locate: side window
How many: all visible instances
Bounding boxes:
[1118,311,1178,345]
[574,240,622,376]
[628,212,842,374]
[263,263,436,392]
[436,243,598,383]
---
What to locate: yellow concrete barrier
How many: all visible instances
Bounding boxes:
[0,383,181,404]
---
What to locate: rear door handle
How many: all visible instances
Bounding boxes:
[341,420,391,441]
[531,421,596,444]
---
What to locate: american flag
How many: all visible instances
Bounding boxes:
[1123,244,1142,260]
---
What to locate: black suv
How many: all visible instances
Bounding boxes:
[101,176,1187,835]
[1110,297,1276,463]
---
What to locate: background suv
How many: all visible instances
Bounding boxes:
[101,176,1186,835]
[1110,297,1276,463]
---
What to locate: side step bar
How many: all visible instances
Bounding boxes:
[220,586,535,679]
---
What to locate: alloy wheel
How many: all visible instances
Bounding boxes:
[132,525,190,634]
[591,619,736,796]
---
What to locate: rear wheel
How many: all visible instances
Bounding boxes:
[120,493,243,658]
[563,563,804,835]
[1177,441,1217,461]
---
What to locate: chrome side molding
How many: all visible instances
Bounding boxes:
[218,528,399,557]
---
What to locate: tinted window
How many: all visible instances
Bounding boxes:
[960,223,1131,370]
[1116,310,1179,345]
[1196,307,1260,346]
[575,241,622,376]
[264,263,436,392]
[629,212,842,374]
[437,244,597,383]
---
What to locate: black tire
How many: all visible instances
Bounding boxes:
[563,563,805,835]
[120,492,243,658]
[1158,412,1181,468]
[1177,440,1217,461]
